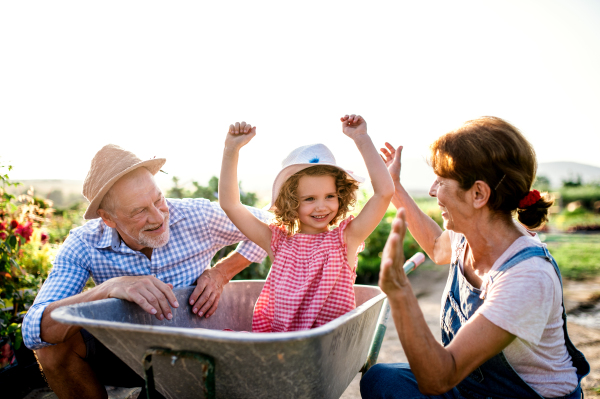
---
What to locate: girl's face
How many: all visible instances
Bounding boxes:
[296,174,339,234]
[429,175,469,232]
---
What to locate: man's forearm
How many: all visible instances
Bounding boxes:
[212,251,252,281]
[40,284,109,344]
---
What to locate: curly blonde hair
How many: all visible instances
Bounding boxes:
[273,165,359,235]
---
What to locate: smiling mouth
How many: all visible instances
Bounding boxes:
[311,214,329,220]
[144,224,162,232]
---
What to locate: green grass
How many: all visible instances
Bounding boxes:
[541,233,600,280]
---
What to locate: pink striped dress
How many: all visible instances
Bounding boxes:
[252,216,364,333]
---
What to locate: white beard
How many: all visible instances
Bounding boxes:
[137,213,170,248]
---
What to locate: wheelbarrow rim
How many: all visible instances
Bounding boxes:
[51,284,387,343]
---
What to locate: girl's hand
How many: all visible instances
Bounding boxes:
[380,142,403,183]
[340,114,367,139]
[225,121,256,151]
[379,208,410,296]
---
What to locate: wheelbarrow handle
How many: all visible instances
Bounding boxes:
[403,252,426,275]
[361,252,425,376]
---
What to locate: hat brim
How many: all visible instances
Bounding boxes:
[268,163,365,211]
[83,158,167,220]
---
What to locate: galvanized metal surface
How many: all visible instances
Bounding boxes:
[51,281,386,399]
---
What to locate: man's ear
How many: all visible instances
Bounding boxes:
[472,180,491,210]
[97,209,117,228]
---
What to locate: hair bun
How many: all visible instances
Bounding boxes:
[517,191,553,229]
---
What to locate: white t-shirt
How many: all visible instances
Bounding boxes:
[448,227,578,397]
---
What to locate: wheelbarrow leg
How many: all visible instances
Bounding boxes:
[360,298,391,377]
[143,348,215,399]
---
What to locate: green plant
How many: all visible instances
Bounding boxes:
[356,202,440,284]
[46,202,86,244]
[559,184,600,210]
[542,234,600,280]
[0,163,56,349]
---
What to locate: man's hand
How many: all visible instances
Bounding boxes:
[105,276,179,320]
[225,121,256,151]
[189,267,227,318]
[379,208,410,296]
[380,142,403,184]
[340,114,367,140]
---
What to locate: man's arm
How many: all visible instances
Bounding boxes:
[189,201,270,318]
[38,275,179,344]
[23,234,179,349]
[189,251,251,317]
[22,235,92,349]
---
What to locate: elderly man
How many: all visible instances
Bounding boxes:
[22,144,268,398]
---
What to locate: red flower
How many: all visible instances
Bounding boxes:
[41,232,49,244]
[15,221,33,243]
[0,221,6,231]
[0,232,6,240]
[10,220,19,229]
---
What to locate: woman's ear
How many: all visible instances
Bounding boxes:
[472,180,491,209]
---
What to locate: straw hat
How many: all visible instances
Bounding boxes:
[82,144,166,220]
[268,143,364,210]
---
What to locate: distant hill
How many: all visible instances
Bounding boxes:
[399,160,600,192]
[537,162,600,188]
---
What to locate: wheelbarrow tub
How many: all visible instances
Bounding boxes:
[51,281,386,399]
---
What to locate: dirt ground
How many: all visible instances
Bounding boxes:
[341,263,600,399]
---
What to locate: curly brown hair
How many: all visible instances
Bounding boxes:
[273,165,359,235]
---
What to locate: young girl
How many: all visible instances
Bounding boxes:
[219,115,393,332]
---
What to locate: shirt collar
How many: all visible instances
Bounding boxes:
[95,199,185,250]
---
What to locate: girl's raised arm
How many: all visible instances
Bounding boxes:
[340,115,394,250]
[219,122,273,258]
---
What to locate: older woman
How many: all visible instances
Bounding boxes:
[361,117,589,399]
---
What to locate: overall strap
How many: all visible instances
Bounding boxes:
[483,245,591,380]
[480,246,548,300]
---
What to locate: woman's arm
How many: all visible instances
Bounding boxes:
[340,115,394,249]
[380,209,515,395]
[219,122,273,257]
[380,143,451,264]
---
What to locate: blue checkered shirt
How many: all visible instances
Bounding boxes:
[23,198,269,349]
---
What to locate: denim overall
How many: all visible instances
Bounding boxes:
[442,237,590,399]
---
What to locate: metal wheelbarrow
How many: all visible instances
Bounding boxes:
[52,281,390,399]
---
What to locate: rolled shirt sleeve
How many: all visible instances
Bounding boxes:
[22,235,92,350]
[204,201,270,263]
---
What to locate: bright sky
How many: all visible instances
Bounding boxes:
[1,1,599,197]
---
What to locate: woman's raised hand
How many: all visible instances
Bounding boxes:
[340,114,367,139]
[379,208,410,296]
[380,142,402,183]
[225,121,256,150]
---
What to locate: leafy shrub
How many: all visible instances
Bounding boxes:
[356,199,442,284]
[1,163,56,349]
